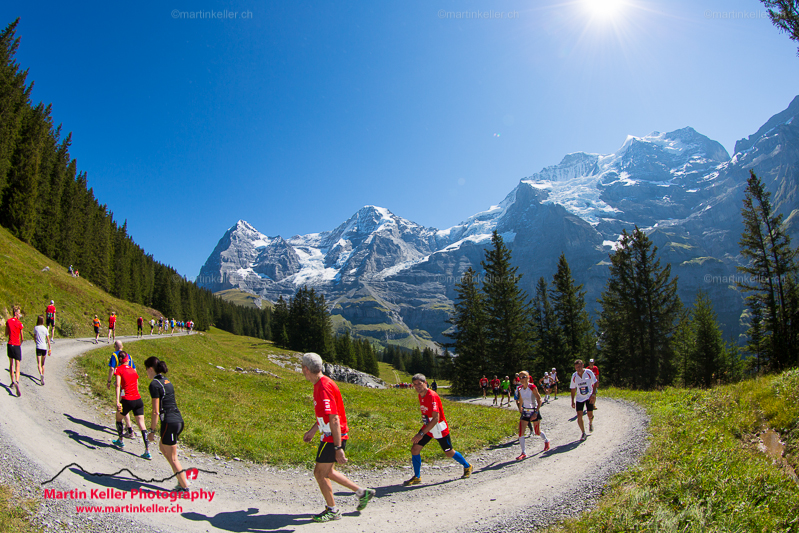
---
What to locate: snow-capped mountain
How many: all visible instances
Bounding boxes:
[198,96,799,349]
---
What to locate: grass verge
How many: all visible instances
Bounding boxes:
[75,328,517,467]
[547,372,799,533]
[0,486,41,533]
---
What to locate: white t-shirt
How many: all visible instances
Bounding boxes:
[34,325,49,350]
[570,369,597,402]
[516,384,538,410]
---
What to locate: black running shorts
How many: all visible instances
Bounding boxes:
[6,345,21,361]
[575,400,594,413]
[159,420,184,446]
[36,348,47,357]
[120,398,144,417]
[46,317,55,327]
[417,434,453,453]
[316,440,347,463]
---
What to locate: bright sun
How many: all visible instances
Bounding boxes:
[585,0,624,19]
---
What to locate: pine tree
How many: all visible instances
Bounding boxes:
[597,227,682,389]
[448,267,489,395]
[481,231,532,378]
[737,170,798,370]
[550,253,594,368]
[685,292,726,388]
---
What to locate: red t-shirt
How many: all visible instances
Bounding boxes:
[490,378,501,389]
[46,305,56,318]
[114,365,141,401]
[419,389,449,438]
[479,378,488,387]
[137,317,143,326]
[6,318,23,346]
[313,376,348,443]
[109,315,116,328]
[591,366,599,381]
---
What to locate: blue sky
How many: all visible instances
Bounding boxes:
[3,0,798,279]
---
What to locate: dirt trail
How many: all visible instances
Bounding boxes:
[0,336,648,532]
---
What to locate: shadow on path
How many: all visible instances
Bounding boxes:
[182,507,307,532]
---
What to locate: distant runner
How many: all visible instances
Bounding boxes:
[550,367,559,400]
[45,300,56,341]
[490,375,501,406]
[149,318,155,335]
[34,315,51,386]
[136,316,144,338]
[500,376,511,407]
[538,372,553,403]
[479,375,489,399]
[301,352,376,522]
[403,373,472,486]
[5,306,24,396]
[107,312,117,343]
[589,358,599,408]
[92,315,101,344]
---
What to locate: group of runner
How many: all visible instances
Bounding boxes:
[3,302,59,395]
[480,369,563,407]
[107,340,189,490]
[90,313,194,344]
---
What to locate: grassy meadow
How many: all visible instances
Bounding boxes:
[547,371,799,533]
[75,328,518,467]
[0,225,164,339]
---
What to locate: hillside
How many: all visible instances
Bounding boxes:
[0,225,164,338]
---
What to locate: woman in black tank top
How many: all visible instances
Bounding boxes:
[144,356,188,491]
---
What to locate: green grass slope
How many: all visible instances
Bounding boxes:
[549,371,799,533]
[215,288,264,309]
[0,225,164,338]
[76,327,518,467]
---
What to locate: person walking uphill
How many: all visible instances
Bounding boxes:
[144,357,189,491]
[403,373,473,486]
[570,359,597,442]
[112,352,151,459]
[301,352,376,522]
[5,306,25,396]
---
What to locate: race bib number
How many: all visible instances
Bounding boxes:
[579,386,590,396]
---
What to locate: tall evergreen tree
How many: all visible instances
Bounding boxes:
[737,170,798,370]
[481,231,531,378]
[597,227,682,389]
[448,267,488,395]
[685,292,726,388]
[531,277,562,377]
[550,253,594,368]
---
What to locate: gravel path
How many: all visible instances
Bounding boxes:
[0,336,649,532]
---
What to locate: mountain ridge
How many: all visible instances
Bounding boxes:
[198,97,799,349]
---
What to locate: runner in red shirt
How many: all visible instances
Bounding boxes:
[136,316,144,338]
[589,358,600,409]
[490,375,501,406]
[479,375,489,399]
[45,300,56,341]
[107,312,117,343]
[5,306,24,396]
[112,352,151,459]
[403,373,472,486]
[301,352,375,522]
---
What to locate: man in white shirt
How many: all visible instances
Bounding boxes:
[570,359,597,442]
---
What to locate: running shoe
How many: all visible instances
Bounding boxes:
[516,453,527,461]
[173,485,189,493]
[461,465,473,479]
[356,488,376,511]
[141,451,152,460]
[40,375,44,386]
[402,476,422,486]
[313,508,342,522]
[112,438,125,448]
[543,441,550,452]
[14,382,20,397]
[124,428,135,439]
[580,433,587,442]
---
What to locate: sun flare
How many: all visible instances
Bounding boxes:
[584,0,624,19]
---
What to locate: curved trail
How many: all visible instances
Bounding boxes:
[0,336,649,532]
